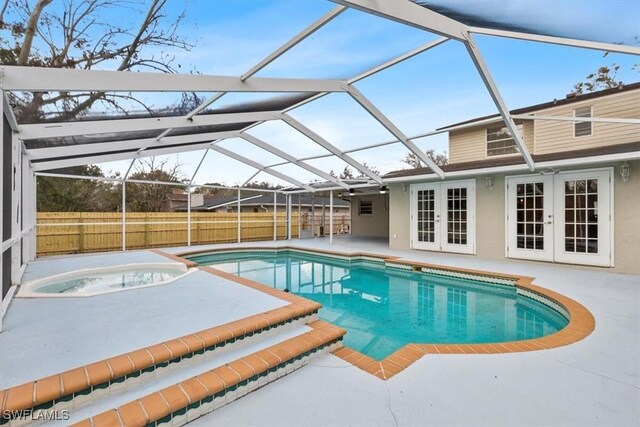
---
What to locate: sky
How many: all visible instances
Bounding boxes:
[11,0,640,187]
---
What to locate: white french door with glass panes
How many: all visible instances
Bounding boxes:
[506,175,554,262]
[506,169,612,267]
[411,180,475,254]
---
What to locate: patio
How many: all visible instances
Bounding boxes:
[3,236,639,426]
[0,2,639,426]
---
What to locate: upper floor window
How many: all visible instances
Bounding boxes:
[574,107,592,137]
[359,199,373,215]
[486,125,521,157]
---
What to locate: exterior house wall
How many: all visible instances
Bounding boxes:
[388,160,640,274]
[350,194,389,238]
[534,90,640,154]
[388,183,411,249]
[448,89,639,164]
[449,121,534,164]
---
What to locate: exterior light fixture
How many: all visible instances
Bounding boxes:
[402,183,407,195]
[348,189,356,196]
[485,176,494,190]
[379,186,388,194]
[619,162,630,183]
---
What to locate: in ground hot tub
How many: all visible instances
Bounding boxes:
[18,263,193,297]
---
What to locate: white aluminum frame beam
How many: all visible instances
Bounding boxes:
[189,149,209,185]
[19,111,277,140]
[469,27,640,56]
[332,0,467,41]
[2,92,19,132]
[347,85,445,178]
[158,7,346,142]
[240,132,349,189]
[511,114,640,125]
[281,113,383,184]
[208,144,315,192]
[463,33,534,170]
[264,128,449,168]
[241,6,346,81]
[348,37,449,84]
[0,66,348,93]
[26,130,239,160]
[35,171,282,192]
[31,139,226,171]
[283,37,450,113]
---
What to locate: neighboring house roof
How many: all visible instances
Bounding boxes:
[175,194,350,211]
[438,82,640,131]
[383,141,640,180]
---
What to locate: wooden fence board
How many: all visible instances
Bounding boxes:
[36,212,350,256]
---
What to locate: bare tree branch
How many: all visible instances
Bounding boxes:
[17,0,52,65]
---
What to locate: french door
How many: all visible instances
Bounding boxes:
[506,169,612,267]
[411,180,475,254]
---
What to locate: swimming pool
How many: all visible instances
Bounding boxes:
[18,263,191,297]
[188,249,569,360]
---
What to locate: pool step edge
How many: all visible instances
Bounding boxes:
[72,321,345,427]
[0,302,321,426]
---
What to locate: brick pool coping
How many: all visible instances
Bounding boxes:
[0,245,596,419]
[177,245,596,381]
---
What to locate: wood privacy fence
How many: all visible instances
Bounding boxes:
[36,212,351,256]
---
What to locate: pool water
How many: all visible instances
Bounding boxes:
[190,251,568,360]
[37,269,184,294]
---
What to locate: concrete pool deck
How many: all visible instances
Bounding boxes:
[2,237,639,425]
[0,251,289,388]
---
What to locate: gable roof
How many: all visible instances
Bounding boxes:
[437,82,640,131]
[383,141,640,180]
[175,193,350,211]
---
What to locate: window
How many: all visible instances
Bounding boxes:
[574,107,592,137]
[358,199,373,215]
[486,125,521,157]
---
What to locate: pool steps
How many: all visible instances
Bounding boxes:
[23,323,311,426]
[0,318,345,427]
[71,321,344,427]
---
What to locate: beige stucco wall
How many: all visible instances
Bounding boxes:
[448,89,640,164]
[612,159,640,274]
[388,183,410,249]
[351,194,389,238]
[388,161,640,274]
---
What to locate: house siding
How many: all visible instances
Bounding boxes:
[534,90,640,154]
[388,160,640,275]
[449,121,534,164]
[448,89,639,164]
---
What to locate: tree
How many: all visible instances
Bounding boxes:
[36,165,119,211]
[193,183,236,198]
[329,166,354,180]
[402,150,448,169]
[329,163,382,180]
[1,0,194,123]
[125,158,185,212]
[571,64,623,95]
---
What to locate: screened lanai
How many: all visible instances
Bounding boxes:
[1,0,639,300]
